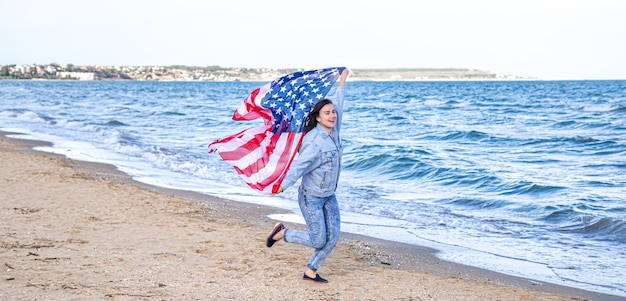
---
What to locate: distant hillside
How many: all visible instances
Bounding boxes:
[349,68,523,81]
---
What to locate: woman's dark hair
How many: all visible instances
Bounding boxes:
[305,99,333,132]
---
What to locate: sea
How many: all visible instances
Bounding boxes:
[1,79,625,297]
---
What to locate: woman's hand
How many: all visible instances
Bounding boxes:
[339,68,349,87]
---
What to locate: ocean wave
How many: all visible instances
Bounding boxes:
[609,105,626,113]
[583,103,626,113]
[105,120,129,126]
[553,120,578,128]
[343,149,494,185]
[496,181,565,196]
[540,205,626,242]
[4,110,50,124]
[519,136,620,151]
[440,130,490,141]
[561,215,626,243]
[157,111,187,116]
[579,217,626,242]
[442,197,513,210]
[343,152,425,180]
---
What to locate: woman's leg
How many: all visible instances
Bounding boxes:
[307,194,340,272]
[284,192,327,248]
[283,193,341,272]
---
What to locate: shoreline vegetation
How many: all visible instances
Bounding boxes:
[0,64,530,81]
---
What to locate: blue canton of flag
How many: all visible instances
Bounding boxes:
[261,68,344,134]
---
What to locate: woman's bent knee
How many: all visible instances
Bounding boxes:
[311,236,327,249]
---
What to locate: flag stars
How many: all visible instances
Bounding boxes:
[259,67,345,133]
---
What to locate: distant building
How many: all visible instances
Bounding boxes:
[57,72,95,80]
[11,65,26,73]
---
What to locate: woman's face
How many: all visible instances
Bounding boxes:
[316,103,336,133]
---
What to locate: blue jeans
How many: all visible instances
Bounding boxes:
[283,191,341,272]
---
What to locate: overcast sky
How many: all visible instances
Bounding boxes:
[2,0,625,79]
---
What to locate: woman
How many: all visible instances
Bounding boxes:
[265,68,349,283]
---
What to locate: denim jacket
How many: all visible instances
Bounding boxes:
[281,87,345,197]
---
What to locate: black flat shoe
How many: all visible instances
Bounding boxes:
[266,222,284,248]
[303,273,328,283]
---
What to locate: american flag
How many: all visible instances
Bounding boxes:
[208,67,346,194]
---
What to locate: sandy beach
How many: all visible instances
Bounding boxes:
[0,132,621,301]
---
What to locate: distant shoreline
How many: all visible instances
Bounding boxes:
[5,77,614,83]
[1,64,532,81]
[2,77,543,82]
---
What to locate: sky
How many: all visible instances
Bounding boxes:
[2,0,625,80]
